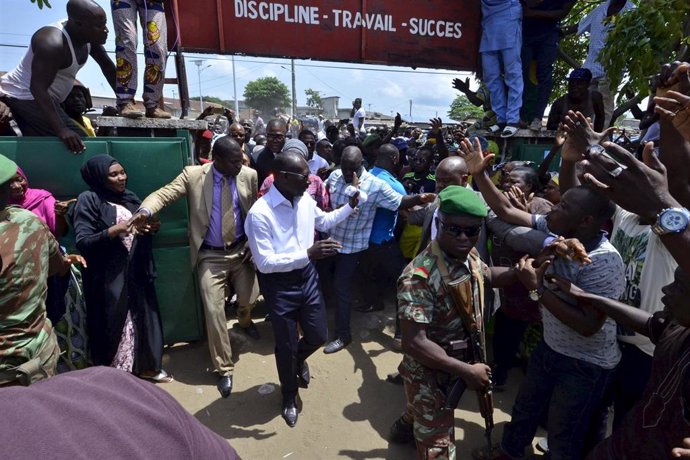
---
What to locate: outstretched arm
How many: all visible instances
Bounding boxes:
[459,137,533,227]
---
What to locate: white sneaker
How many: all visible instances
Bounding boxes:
[487,124,501,134]
[529,118,542,131]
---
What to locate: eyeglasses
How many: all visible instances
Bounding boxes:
[267,133,286,140]
[280,170,310,182]
[438,221,482,238]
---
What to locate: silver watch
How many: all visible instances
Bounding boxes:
[652,208,690,235]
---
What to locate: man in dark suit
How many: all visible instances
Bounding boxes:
[251,118,287,184]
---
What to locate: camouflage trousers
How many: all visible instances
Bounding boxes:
[403,374,456,460]
[0,329,59,387]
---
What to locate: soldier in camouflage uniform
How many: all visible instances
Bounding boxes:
[394,186,547,460]
[0,154,83,386]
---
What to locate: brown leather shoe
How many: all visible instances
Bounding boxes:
[145,107,172,119]
[118,101,144,119]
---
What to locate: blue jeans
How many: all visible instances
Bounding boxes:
[332,251,363,341]
[481,45,523,125]
[501,340,615,460]
[521,31,559,121]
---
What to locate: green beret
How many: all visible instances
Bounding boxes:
[438,185,488,218]
[0,154,18,186]
[362,134,381,148]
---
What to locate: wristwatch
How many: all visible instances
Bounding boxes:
[528,286,545,301]
[652,208,690,236]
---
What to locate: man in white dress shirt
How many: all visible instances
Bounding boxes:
[245,150,359,428]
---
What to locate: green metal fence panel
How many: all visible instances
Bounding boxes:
[0,136,203,344]
[515,143,561,172]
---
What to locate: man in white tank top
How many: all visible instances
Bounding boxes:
[0,0,116,154]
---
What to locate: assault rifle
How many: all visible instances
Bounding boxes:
[444,328,494,450]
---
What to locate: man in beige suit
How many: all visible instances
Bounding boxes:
[130,137,259,398]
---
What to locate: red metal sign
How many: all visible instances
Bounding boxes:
[167,0,481,71]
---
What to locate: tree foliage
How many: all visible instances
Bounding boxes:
[447,95,485,121]
[304,88,323,113]
[202,96,236,107]
[243,77,291,115]
[600,0,689,97]
[554,0,690,103]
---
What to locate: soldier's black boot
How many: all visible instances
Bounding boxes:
[389,414,414,444]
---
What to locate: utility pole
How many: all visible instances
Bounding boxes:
[232,55,239,117]
[192,59,206,112]
[291,59,297,118]
[409,99,413,122]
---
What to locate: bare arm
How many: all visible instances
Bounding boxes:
[547,275,651,336]
[29,28,84,153]
[659,119,690,208]
[540,288,607,336]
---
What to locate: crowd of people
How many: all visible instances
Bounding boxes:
[1,0,690,459]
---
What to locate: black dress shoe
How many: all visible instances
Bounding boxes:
[323,338,351,354]
[297,361,310,388]
[217,375,233,398]
[354,303,384,313]
[234,321,261,340]
[281,398,298,427]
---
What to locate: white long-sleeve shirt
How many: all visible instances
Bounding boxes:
[245,185,354,274]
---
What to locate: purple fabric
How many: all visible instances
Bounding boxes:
[204,166,244,247]
[9,167,57,235]
[0,367,240,460]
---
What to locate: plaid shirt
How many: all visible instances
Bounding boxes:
[325,168,402,253]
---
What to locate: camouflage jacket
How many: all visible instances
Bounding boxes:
[0,206,60,370]
[398,245,489,381]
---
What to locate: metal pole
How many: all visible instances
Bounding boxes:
[409,99,412,122]
[232,55,239,117]
[291,59,297,118]
[192,59,205,112]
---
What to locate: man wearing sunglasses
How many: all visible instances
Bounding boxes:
[393,185,548,459]
[245,151,359,427]
[252,118,287,184]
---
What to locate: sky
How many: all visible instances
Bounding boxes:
[0,0,475,122]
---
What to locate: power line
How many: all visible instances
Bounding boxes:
[0,43,471,76]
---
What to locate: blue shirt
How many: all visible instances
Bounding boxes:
[369,167,407,244]
[480,0,522,52]
[203,166,243,247]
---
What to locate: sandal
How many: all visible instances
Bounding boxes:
[501,125,519,138]
[141,370,174,383]
[487,124,501,134]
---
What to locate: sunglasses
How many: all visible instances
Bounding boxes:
[438,221,482,238]
[280,170,310,182]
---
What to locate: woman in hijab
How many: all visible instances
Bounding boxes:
[8,167,69,237]
[72,154,171,382]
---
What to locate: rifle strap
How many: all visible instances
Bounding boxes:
[431,241,487,362]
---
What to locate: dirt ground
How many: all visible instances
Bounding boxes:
[159,303,545,460]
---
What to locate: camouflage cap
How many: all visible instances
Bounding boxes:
[0,154,18,185]
[438,185,487,218]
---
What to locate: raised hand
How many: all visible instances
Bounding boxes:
[561,111,613,163]
[655,90,690,143]
[452,77,471,94]
[507,185,530,212]
[459,137,493,176]
[582,141,674,221]
[429,118,443,135]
